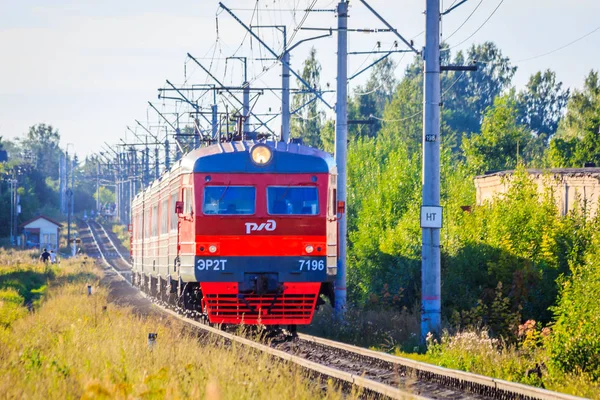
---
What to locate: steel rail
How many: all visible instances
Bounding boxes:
[82,221,587,400]
[297,334,584,400]
[82,221,425,399]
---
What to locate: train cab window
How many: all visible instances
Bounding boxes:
[267,187,319,215]
[203,186,256,215]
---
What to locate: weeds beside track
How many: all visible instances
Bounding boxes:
[82,220,587,400]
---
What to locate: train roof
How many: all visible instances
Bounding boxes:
[133,141,336,202]
[180,141,336,174]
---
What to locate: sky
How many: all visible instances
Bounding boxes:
[0,0,598,157]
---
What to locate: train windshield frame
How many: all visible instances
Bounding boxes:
[203,186,256,215]
[267,186,319,216]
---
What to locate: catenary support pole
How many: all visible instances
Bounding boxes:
[334,0,348,316]
[96,162,100,213]
[243,84,250,138]
[212,104,218,140]
[9,179,14,245]
[144,147,150,187]
[282,50,291,142]
[421,0,442,340]
[164,138,171,170]
[281,26,290,142]
[154,147,159,179]
[66,151,71,248]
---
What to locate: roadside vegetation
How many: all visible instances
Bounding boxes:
[0,252,348,399]
[2,38,600,397]
[299,44,600,397]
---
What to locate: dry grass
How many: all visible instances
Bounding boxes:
[399,329,600,399]
[303,303,420,351]
[0,253,350,400]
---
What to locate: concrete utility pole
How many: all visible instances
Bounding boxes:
[421,0,443,339]
[96,162,100,213]
[334,0,349,315]
[66,149,71,248]
[281,27,290,142]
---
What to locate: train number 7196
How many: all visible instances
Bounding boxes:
[298,259,325,271]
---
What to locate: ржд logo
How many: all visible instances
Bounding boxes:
[245,220,276,234]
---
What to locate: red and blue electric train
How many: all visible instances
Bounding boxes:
[131,141,338,327]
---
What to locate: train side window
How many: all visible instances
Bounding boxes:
[152,205,158,237]
[183,188,193,215]
[161,199,168,234]
[203,186,256,215]
[145,210,150,238]
[170,192,178,231]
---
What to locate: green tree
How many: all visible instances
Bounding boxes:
[378,69,423,153]
[463,94,540,173]
[444,42,517,136]
[320,120,335,153]
[350,57,398,139]
[20,124,62,180]
[549,70,600,167]
[291,47,324,148]
[549,228,600,380]
[517,70,569,139]
[557,70,600,139]
[94,186,115,205]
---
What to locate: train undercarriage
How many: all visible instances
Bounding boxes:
[132,271,334,335]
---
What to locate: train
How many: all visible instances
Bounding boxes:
[130,141,339,329]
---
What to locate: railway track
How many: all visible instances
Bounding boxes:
[79,220,586,400]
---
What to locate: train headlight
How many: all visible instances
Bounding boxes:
[305,245,314,254]
[250,145,273,166]
[209,245,218,254]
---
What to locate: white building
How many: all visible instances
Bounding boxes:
[21,216,62,250]
[475,168,600,218]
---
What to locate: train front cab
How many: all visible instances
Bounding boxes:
[188,143,338,326]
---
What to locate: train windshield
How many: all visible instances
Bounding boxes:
[267,187,319,215]
[203,186,256,215]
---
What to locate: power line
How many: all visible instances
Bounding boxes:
[444,0,484,41]
[369,110,422,123]
[288,0,318,46]
[516,24,600,62]
[444,0,504,51]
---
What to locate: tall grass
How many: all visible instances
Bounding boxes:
[398,329,600,399]
[303,303,420,351]
[0,253,351,399]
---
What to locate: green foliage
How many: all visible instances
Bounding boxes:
[462,94,542,174]
[349,57,398,139]
[321,120,335,153]
[549,70,600,167]
[399,328,600,398]
[517,70,569,139]
[94,186,115,206]
[378,74,422,152]
[444,42,517,136]
[21,124,62,180]
[549,228,600,380]
[346,138,421,303]
[291,47,324,148]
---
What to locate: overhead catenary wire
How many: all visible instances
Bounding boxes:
[443,0,484,41]
[443,0,504,51]
[516,24,600,62]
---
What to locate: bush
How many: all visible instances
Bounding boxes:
[548,230,600,380]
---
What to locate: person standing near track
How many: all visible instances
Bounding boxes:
[39,248,51,263]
